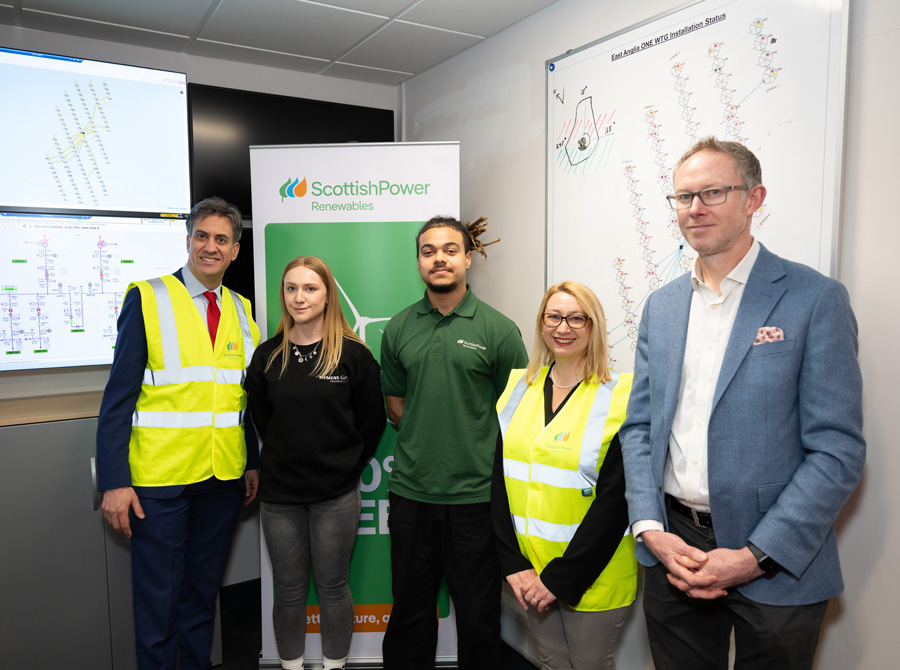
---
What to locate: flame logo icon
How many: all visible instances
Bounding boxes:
[279,177,308,201]
[554,431,570,443]
[226,341,239,351]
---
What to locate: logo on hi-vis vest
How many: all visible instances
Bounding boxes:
[554,431,571,443]
[279,177,308,201]
[226,341,239,351]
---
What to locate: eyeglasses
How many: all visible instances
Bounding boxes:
[666,185,749,210]
[542,313,590,329]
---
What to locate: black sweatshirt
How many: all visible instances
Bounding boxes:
[246,336,387,504]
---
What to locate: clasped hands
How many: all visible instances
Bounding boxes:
[641,530,763,599]
[507,568,557,613]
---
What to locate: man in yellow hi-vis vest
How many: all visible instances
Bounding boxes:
[97,197,260,670]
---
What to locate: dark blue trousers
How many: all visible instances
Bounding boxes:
[130,478,244,670]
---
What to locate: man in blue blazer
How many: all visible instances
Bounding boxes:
[620,137,865,669]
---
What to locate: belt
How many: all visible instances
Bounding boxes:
[666,494,713,529]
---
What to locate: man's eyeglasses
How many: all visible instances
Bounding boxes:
[542,313,590,329]
[666,185,749,210]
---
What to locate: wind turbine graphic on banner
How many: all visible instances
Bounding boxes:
[334,278,391,343]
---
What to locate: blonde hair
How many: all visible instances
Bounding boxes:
[525,281,610,386]
[264,256,365,378]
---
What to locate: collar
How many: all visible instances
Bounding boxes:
[415,284,477,317]
[691,238,760,292]
[182,264,221,300]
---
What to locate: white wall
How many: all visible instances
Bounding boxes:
[402,0,900,667]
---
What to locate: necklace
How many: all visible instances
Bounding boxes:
[292,342,320,364]
[549,369,582,389]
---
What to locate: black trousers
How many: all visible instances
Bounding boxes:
[643,504,828,670]
[382,493,501,670]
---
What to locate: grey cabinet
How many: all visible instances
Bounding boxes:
[0,417,223,670]
[0,418,118,669]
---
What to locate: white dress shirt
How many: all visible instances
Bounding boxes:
[182,263,222,326]
[633,240,760,537]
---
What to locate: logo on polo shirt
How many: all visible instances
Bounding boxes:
[457,339,486,351]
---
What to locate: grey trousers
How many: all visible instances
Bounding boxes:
[526,600,631,670]
[261,488,361,662]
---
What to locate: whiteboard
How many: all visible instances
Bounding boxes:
[545,0,847,372]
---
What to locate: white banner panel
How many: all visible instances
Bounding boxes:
[250,142,460,666]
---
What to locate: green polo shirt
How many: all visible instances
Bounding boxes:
[381,286,527,504]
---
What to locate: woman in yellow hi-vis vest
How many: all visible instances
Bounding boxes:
[492,281,637,669]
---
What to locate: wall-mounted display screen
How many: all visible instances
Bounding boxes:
[0,212,188,371]
[0,47,191,217]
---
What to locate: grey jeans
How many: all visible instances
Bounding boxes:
[260,487,361,662]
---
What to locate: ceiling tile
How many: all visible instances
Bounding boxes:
[188,39,328,73]
[321,61,412,85]
[315,0,413,16]
[401,0,558,37]
[21,10,191,51]
[22,0,213,35]
[200,0,385,61]
[343,20,480,74]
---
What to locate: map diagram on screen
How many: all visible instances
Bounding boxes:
[45,80,113,208]
[0,49,191,215]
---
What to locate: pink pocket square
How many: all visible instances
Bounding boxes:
[754,327,784,345]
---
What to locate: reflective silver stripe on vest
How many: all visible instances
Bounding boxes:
[147,277,181,372]
[497,372,530,439]
[577,370,620,487]
[217,368,246,385]
[512,514,527,536]
[143,366,216,386]
[503,458,530,482]
[226,287,256,368]
[142,366,246,386]
[132,409,245,429]
[529,517,580,544]
[532,462,595,489]
[215,410,244,428]
[133,410,214,428]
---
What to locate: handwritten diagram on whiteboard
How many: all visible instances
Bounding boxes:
[546,0,846,372]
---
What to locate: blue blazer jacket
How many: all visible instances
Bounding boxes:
[620,243,865,606]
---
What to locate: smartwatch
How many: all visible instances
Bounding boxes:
[747,541,780,576]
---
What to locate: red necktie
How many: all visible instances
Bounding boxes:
[203,291,220,345]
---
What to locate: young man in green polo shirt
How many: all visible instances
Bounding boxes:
[380,216,528,670]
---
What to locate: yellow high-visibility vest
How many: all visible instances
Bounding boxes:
[127,274,260,486]
[497,367,637,611]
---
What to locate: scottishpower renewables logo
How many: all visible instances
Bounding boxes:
[279,177,308,200]
[278,175,431,211]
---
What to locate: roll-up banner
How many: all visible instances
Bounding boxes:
[249,142,461,666]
